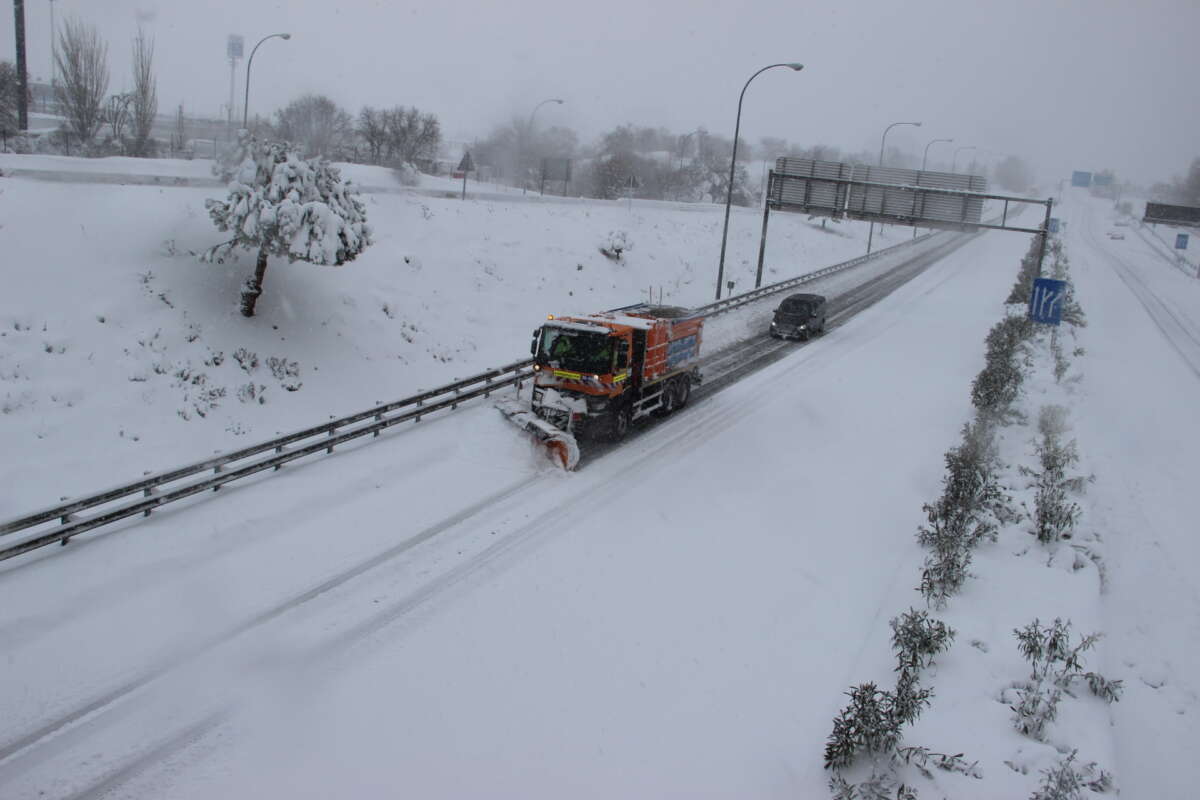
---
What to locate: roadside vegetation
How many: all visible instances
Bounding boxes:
[821,231,1115,798]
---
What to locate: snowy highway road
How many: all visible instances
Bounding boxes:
[2,191,1197,798]
[1075,209,1200,380]
[0,225,990,798]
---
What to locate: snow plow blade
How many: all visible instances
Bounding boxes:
[496,400,580,471]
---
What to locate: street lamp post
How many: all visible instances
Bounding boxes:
[242,32,291,130]
[914,137,953,239]
[951,145,976,173]
[49,0,56,88]
[521,98,563,194]
[715,62,803,301]
[867,120,921,254]
[921,137,953,172]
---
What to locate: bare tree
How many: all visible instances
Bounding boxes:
[271,94,353,158]
[103,94,132,146]
[356,106,387,164]
[383,106,440,167]
[130,28,157,156]
[54,17,110,146]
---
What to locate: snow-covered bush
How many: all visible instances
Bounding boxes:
[1048,242,1086,328]
[893,746,981,780]
[824,682,915,769]
[599,229,633,262]
[1010,680,1062,740]
[1004,235,1045,306]
[970,313,1034,421]
[917,420,1012,607]
[1030,751,1114,800]
[825,607,953,775]
[891,608,956,673]
[1008,618,1122,741]
[1021,406,1087,544]
[830,768,917,800]
[392,161,421,187]
[202,132,372,316]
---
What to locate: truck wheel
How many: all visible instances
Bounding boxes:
[658,382,676,415]
[609,406,631,441]
[675,377,691,408]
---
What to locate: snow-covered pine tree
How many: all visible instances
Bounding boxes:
[203,132,372,316]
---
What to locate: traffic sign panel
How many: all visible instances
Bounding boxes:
[1029,277,1068,325]
[1177,233,1189,250]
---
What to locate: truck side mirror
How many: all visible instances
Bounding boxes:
[530,330,539,356]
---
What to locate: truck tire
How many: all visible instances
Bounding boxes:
[657,381,676,416]
[609,405,631,441]
[675,376,691,408]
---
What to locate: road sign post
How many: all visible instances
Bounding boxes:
[1029,277,1068,326]
[457,151,475,200]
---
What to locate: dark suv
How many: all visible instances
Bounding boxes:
[769,293,827,340]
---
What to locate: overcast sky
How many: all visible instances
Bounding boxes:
[4,0,1197,185]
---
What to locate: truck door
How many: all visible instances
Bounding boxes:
[630,329,647,387]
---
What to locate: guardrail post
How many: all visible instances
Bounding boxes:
[483,376,493,398]
[415,397,423,423]
[143,486,155,517]
[374,402,384,437]
[213,463,223,491]
[56,495,73,544]
[274,444,285,470]
[327,419,337,454]
[451,387,461,411]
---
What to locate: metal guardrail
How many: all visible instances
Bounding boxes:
[696,231,935,317]
[0,359,534,562]
[0,229,948,563]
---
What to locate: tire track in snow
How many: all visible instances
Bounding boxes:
[0,476,534,792]
[1079,205,1200,381]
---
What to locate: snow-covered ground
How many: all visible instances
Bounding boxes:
[1,155,914,515]
[1,161,1196,798]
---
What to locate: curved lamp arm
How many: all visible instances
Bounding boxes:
[716,63,803,300]
[243,33,291,129]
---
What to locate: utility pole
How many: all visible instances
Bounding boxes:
[13,0,29,131]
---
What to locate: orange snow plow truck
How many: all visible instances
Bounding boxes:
[498,304,704,470]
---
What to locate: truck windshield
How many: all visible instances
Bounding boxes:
[539,328,614,374]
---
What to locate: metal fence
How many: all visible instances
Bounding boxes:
[0,231,942,563]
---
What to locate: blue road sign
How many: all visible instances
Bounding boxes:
[1048,218,1060,234]
[1071,171,1092,188]
[1176,233,1189,250]
[1029,278,1068,325]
